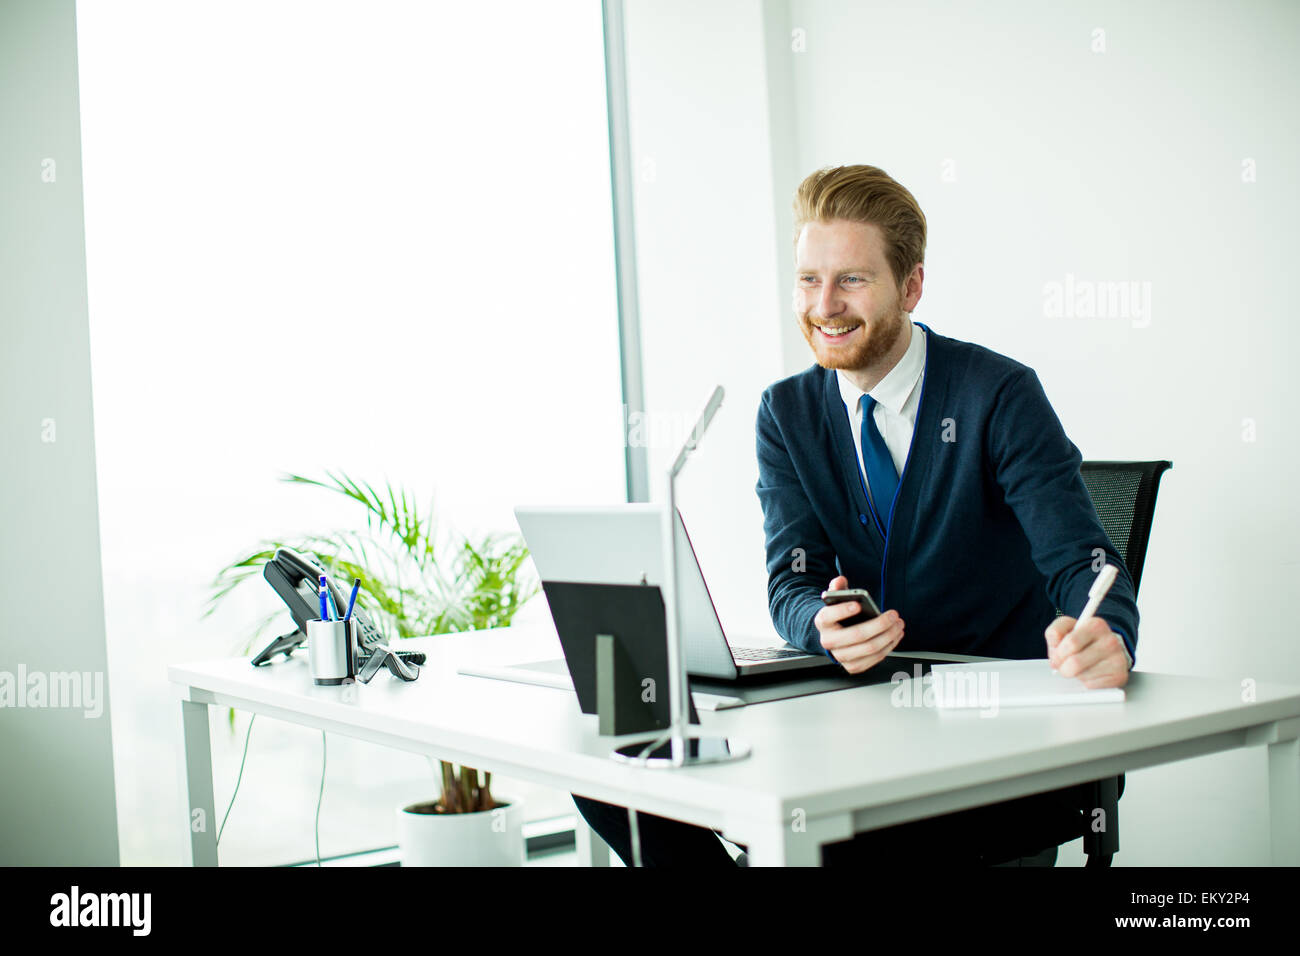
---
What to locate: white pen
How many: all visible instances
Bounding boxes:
[1051,563,1118,671]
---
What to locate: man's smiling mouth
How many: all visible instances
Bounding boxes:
[816,323,860,339]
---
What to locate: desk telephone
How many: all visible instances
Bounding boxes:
[252,548,422,681]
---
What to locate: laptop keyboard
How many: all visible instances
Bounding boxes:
[732,646,809,661]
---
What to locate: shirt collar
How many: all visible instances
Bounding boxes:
[836,318,926,415]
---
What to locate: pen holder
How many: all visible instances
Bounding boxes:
[308,618,357,685]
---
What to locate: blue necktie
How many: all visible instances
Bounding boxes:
[859,394,899,532]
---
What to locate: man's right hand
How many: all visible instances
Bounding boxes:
[814,575,904,675]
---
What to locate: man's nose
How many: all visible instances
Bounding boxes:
[817,283,845,318]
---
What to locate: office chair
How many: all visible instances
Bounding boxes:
[1069,459,1173,867]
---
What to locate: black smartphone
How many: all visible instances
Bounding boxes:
[821,587,882,628]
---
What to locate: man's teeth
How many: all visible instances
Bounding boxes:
[820,325,855,337]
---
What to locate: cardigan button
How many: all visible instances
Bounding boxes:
[858,513,868,525]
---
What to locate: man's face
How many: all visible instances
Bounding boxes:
[794,219,914,371]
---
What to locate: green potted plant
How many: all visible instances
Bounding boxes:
[206,471,540,865]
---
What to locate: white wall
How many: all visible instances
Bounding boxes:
[0,0,119,865]
[624,0,1298,864]
[623,0,788,641]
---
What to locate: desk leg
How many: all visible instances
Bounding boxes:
[575,815,611,867]
[179,698,218,867]
[1268,732,1300,866]
[738,813,852,867]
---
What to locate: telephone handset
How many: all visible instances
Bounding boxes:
[252,548,422,680]
[262,547,384,648]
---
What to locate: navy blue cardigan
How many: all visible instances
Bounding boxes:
[755,322,1139,663]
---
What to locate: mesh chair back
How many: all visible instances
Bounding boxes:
[1079,461,1172,598]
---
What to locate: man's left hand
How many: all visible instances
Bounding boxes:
[1044,616,1131,689]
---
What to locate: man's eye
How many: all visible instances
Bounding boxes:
[843,276,862,284]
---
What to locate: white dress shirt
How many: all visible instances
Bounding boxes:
[836,318,927,513]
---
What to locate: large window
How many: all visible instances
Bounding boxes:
[77,0,624,864]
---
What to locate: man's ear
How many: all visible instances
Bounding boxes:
[902,263,924,312]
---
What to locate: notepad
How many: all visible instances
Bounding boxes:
[929,658,1126,709]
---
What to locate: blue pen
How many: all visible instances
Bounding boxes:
[318,574,331,621]
[344,578,361,621]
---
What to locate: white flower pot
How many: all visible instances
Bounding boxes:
[396,798,525,867]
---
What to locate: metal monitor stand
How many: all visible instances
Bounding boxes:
[612,385,752,768]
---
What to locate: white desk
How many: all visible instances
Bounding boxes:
[170,624,1300,866]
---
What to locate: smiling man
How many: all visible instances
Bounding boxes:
[765,166,1135,681]
[571,164,1138,867]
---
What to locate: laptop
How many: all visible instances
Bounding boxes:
[513,504,837,680]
